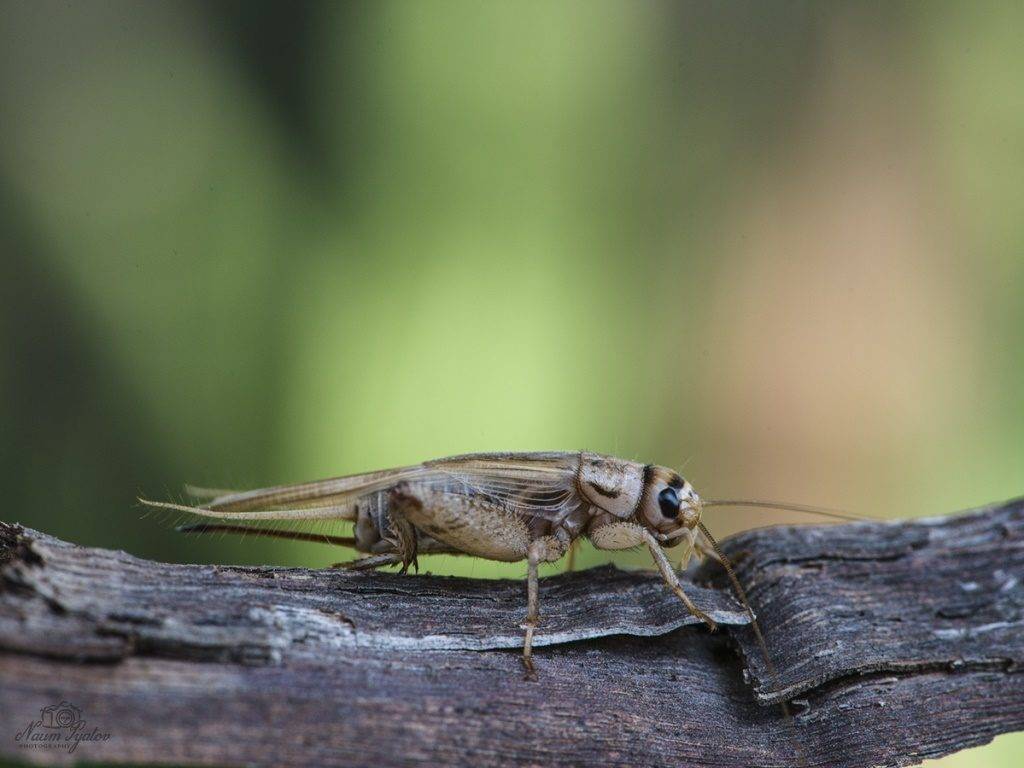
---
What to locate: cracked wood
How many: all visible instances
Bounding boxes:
[0,497,1022,767]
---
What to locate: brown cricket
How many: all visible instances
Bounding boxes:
[140,450,852,678]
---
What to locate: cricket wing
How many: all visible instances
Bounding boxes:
[201,464,428,514]
[424,451,583,522]
[138,464,430,526]
[141,452,584,528]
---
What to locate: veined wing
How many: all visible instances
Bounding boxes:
[201,464,426,513]
[206,451,580,517]
[141,451,584,524]
[425,451,582,521]
[139,464,428,523]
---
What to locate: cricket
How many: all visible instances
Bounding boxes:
[141,450,858,679]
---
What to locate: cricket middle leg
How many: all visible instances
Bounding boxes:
[522,535,568,680]
[383,484,567,677]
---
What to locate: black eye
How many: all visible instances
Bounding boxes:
[658,487,681,518]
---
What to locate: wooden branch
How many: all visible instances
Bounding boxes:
[1,498,1022,767]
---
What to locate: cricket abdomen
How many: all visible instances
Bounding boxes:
[392,485,531,562]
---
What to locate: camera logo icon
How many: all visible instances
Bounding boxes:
[39,702,82,729]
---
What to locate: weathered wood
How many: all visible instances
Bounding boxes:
[712,499,1024,705]
[0,498,1022,767]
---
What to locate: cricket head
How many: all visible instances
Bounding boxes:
[639,466,701,544]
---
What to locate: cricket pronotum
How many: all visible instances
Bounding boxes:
[140,451,858,700]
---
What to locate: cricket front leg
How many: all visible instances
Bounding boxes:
[644,529,717,631]
[522,535,568,680]
[588,521,716,631]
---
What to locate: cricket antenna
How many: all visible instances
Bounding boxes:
[702,498,869,523]
[697,521,808,766]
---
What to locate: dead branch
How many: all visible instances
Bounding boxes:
[1,497,1022,767]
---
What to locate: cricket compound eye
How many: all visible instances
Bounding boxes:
[658,486,681,518]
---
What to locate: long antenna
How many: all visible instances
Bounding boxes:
[702,498,869,523]
[697,521,807,766]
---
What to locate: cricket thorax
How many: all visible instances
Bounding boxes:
[576,452,645,518]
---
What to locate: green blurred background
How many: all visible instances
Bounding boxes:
[1,1,1022,765]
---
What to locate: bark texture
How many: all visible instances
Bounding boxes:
[1,497,1022,767]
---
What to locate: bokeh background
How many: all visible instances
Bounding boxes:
[2,2,1022,765]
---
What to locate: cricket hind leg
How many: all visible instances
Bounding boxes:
[331,537,463,571]
[332,552,405,570]
[332,487,423,574]
[170,510,399,571]
[383,490,421,574]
